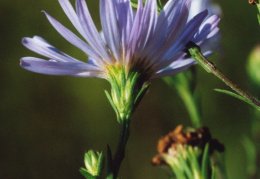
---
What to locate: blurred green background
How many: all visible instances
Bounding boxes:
[0,0,259,178]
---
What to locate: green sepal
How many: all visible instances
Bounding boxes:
[105,90,120,122]
[214,88,260,111]
[134,82,150,106]
[80,168,97,179]
[201,144,210,179]
[106,65,149,123]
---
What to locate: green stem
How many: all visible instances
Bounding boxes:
[164,75,201,127]
[178,86,201,127]
[188,43,260,109]
[112,121,130,179]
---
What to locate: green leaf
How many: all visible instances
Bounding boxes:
[242,136,257,176]
[164,73,201,127]
[211,165,216,179]
[214,89,260,111]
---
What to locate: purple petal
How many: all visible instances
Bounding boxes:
[22,36,78,62]
[115,0,133,54]
[162,10,208,62]
[20,57,102,77]
[154,59,195,78]
[127,0,144,61]
[100,0,121,61]
[137,0,158,51]
[193,15,220,43]
[43,11,102,63]
[146,0,190,63]
[58,0,85,36]
[76,0,110,61]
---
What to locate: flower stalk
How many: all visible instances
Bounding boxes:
[112,121,130,178]
[164,72,201,127]
[106,123,130,179]
[187,42,260,111]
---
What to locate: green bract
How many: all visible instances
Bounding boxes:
[163,144,211,179]
[105,65,149,123]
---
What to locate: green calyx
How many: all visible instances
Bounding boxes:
[105,65,149,123]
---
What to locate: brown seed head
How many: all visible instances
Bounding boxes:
[152,125,224,166]
[249,0,258,5]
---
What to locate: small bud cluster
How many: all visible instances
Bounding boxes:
[80,150,104,178]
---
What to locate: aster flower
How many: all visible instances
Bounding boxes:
[20,0,220,122]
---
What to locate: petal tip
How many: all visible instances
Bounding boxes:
[20,58,30,67]
[21,37,29,45]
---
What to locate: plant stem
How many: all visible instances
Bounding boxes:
[176,84,201,127]
[112,121,130,178]
[188,43,260,109]
[164,75,201,127]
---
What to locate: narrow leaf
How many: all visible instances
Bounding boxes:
[201,144,210,179]
[214,89,260,111]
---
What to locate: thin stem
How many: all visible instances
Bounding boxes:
[188,43,260,109]
[112,121,130,178]
[164,75,201,127]
[177,85,201,127]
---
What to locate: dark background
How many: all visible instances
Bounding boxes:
[0,0,259,178]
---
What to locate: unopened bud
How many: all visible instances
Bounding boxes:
[80,150,103,177]
[247,45,260,86]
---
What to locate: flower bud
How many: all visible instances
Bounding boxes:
[247,45,260,86]
[80,150,104,177]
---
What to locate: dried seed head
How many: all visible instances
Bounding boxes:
[249,0,258,5]
[152,125,224,166]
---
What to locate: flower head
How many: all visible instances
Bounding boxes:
[21,0,219,80]
[20,0,220,121]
